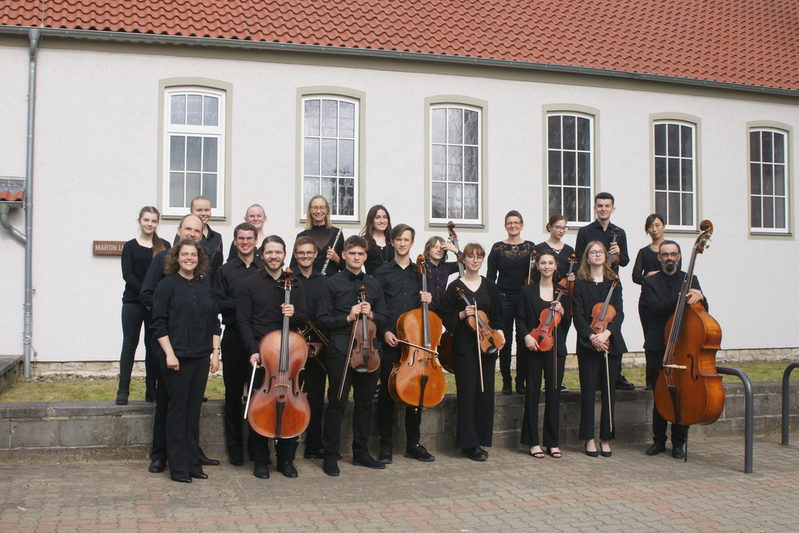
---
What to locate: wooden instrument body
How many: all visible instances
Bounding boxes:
[530,306,562,353]
[349,285,381,373]
[437,332,456,373]
[389,308,446,408]
[467,309,503,355]
[654,300,724,426]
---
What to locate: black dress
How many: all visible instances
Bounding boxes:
[364,240,394,275]
[290,225,345,276]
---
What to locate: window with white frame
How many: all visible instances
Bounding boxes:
[163,87,225,217]
[301,96,358,220]
[750,129,789,232]
[547,113,593,224]
[430,105,481,223]
[654,121,696,229]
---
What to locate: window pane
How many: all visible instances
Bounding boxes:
[762,132,773,162]
[321,177,337,212]
[202,173,217,206]
[464,110,479,145]
[681,193,693,226]
[321,139,337,176]
[775,164,785,195]
[563,116,575,150]
[774,132,785,163]
[681,126,692,157]
[750,163,761,194]
[548,116,561,149]
[339,102,355,138]
[464,184,478,219]
[447,146,462,182]
[187,95,203,125]
[186,137,201,171]
[655,158,667,189]
[548,151,561,185]
[203,138,217,172]
[432,109,447,143]
[447,108,463,144]
[667,158,680,190]
[656,192,667,220]
[577,117,590,151]
[303,177,320,207]
[548,186,561,217]
[432,145,446,180]
[171,95,186,125]
[186,172,201,200]
[763,164,774,195]
[749,131,760,161]
[339,178,354,216]
[681,160,693,192]
[169,172,184,207]
[464,146,478,182]
[447,183,462,218]
[577,152,590,186]
[170,136,185,171]
[578,188,591,222]
[563,187,576,221]
[304,100,320,136]
[563,152,576,186]
[763,197,774,228]
[668,192,681,225]
[304,138,320,175]
[321,100,338,137]
[655,124,667,156]
[432,182,446,219]
[775,198,786,228]
[339,140,354,177]
[667,124,679,156]
[203,96,219,126]
[750,196,761,227]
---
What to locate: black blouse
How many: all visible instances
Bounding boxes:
[486,240,536,295]
[364,240,395,275]
[632,245,661,285]
[290,225,345,277]
[440,277,504,357]
[572,278,627,356]
[121,238,171,304]
[534,241,577,279]
[518,281,571,357]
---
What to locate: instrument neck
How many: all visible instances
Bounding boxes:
[279,285,291,372]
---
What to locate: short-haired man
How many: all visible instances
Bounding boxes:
[641,240,706,460]
[213,223,263,467]
[317,235,388,476]
[575,192,634,391]
[175,196,223,279]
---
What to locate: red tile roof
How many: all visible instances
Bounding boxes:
[2,0,798,92]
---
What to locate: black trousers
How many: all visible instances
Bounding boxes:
[119,303,156,393]
[498,293,528,386]
[646,349,688,447]
[300,350,328,453]
[455,351,496,449]
[520,350,560,447]
[248,428,298,463]
[162,355,209,478]
[149,338,169,461]
[577,347,621,441]
[376,345,422,449]
[221,327,249,457]
[322,346,379,458]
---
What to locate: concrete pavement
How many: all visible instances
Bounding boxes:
[2,436,798,532]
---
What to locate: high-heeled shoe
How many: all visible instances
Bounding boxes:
[584,441,598,457]
[599,441,612,457]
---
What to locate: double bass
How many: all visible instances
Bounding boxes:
[654,220,724,428]
[388,255,447,409]
[437,221,465,374]
[246,270,311,439]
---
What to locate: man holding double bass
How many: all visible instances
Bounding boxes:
[641,240,706,460]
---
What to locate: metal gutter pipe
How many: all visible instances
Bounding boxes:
[23,28,40,378]
[0,203,26,244]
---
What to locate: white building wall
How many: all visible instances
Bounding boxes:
[0,41,796,362]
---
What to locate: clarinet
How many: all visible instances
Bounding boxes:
[321,229,342,275]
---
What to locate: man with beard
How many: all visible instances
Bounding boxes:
[641,240,706,459]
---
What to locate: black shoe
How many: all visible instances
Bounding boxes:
[144,390,155,402]
[202,396,208,402]
[559,384,568,392]
[501,378,512,396]
[170,475,192,483]
[616,375,635,391]
[253,461,270,479]
[584,442,599,457]
[378,445,393,464]
[599,445,612,458]
[672,446,685,460]
[190,470,208,480]
[323,457,340,476]
[304,448,324,459]
[276,460,298,478]
[353,454,385,469]
[644,385,653,391]
[646,442,666,456]
[405,443,434,462]
[115,380,130,405]
[462,447,487,461]
[516,384,526,395]
[198,452,220,466]
[148,458,166,473]
[229,453,244,466]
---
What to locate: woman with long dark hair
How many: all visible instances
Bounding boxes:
[360,204,394,274]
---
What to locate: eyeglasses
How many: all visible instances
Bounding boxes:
[589,250,606,256]
[236,236,255,242]
[310,206,327,212]
[659,252,680,258]
[552,225,567,231]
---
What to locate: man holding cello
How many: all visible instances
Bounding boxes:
[375,224,437,464]
[641,240,706,459]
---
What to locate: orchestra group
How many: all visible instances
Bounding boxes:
[117,191,706,483]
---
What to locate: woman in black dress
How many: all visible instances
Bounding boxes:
[519,250,569,458]
[151,240,221,482]
[360,204,394,274]
[441,243,505,461]
[117,206,170,405]
[573,241,626,458]
[292,195,344,276]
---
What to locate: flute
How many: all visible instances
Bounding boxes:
[321,229,342,275]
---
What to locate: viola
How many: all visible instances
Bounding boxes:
[246,270,311,439]
[436,221,464,374]
[455,286,503,355]
[655,220,724,429]
[348,285,381,373]
[529,286,567,353]
[388,255,447,409]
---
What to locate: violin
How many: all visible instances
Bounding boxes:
[388,255,447,409]
[655,220,724,429]
[609,229,620,268]
[529,286,567,353]
[447,221,465,277]
[558,253,578,314]
[455,286,503,355]
[436,221,463,374]
[246,270,311,439]
[347,285,381,373]
[524,249,538,285]
[589,279,619,339]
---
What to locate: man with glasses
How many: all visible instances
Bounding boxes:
[213,223,263,467]
[641,240,706,460]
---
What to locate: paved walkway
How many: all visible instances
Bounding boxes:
[1,437,798,532]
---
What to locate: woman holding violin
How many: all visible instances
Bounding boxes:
[573,241,627,458]
[487,210,536,395]
[237,236,308,480]
[441,243,505,461]
[361,204,395,274]
[518,251,569,458]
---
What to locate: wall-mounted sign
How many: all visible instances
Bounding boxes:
[93,241,125,256]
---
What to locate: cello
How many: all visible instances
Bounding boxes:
[245,270,311,439]
[437,221,465,374]
[654,220,724,428]
[388,255,447,409]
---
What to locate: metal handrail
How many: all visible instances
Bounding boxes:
[717,366,753,474]
[780,362,799,445]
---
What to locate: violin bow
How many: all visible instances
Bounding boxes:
[243,360,259,420]
[472,296,485,393]
[604,349,613,433]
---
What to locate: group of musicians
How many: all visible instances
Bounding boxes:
[121,191,706,482]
